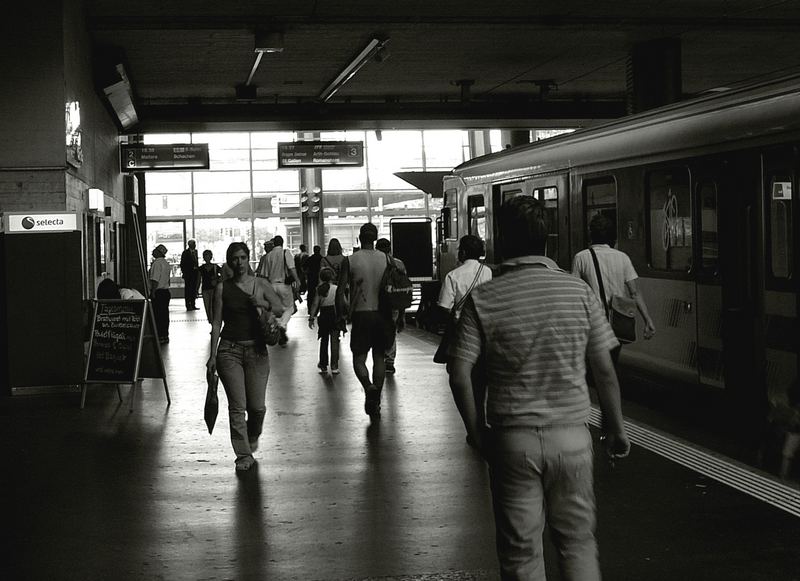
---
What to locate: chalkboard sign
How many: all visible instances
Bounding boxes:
[85,300,146,383]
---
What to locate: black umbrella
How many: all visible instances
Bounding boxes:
[204,370,219,434]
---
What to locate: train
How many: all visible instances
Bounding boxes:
[437,73,799,436]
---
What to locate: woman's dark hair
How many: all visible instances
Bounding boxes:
[589,213,616,246]
[97,278,122,299]
[458,235,485,260]
[226,242,250,267]
[202,249,213,259]
[317,267,335,298]
[498,196,548,258]
[327,238,343,256]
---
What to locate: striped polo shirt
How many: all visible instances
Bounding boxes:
[450,256,619,427]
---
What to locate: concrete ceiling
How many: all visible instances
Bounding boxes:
[85,0,800,132]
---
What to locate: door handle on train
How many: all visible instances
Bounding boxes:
[683,301,693,314]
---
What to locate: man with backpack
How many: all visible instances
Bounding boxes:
[376,237,407,375]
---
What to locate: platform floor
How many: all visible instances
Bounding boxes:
[2,301,800,580]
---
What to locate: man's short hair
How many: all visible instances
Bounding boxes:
[299,244,307,252]
[589,213,616,245]
[498,196,548,258]
[313,245,321,253]
[375,238,391,253]
[458,235,484,260]
[359,222,378,244]
[272,235,284,247]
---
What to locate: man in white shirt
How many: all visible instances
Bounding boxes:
[572,213,655,363]
[148,244,172,343]
[258,235,298,346]
[438,234,492,320]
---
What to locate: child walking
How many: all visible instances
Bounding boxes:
[308,268,341,375]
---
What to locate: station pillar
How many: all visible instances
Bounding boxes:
[468,130,492,158]
[627,38,682,114]
[299,167,323,250]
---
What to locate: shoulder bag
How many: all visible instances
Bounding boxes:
[433,264,484,364]
[588,247,637,344]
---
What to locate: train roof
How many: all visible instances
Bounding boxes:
[453,73,800,182]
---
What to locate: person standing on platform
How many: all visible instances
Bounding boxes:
[376,237,406,375]
[307,267,341,375]
[207,242,283,472]
[305,245,323,307]
[336,223,395,418]
[322,238,346,280]
[180,239,200,311]
[295,243,309,295]
[148,244,172,344]
[572,213,656,365]
[259,235,298,346]
[199,250,222,323]
[449,196,630,580]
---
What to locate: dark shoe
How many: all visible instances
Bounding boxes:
[159,337,169,344]
[364,386,381,417]
[278,329,288,347]
[318,364,328,374]
[385,363,396,374]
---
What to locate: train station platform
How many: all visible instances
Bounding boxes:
[2,301,799,581]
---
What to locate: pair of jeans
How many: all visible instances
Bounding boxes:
[489,423,599,581]
[216,339,270,461]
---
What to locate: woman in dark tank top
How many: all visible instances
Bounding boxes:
[207,242,283,472]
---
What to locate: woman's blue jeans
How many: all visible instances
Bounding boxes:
[216,339,270,462]
[489,423,599,581]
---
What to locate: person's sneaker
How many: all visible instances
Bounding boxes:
[384,363,396,374]
[331,366,340,375]
[364,386,381,417]
[318,364,327,374]
[278,329,288,347]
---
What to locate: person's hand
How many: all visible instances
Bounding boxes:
[308,317,315,329]
[601,431,631,459]
[206,355,216,375]
[643,321,656,340]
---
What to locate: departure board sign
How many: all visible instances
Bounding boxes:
[277,141,364,168]
[120,143,210,171]
[85,300,146,383]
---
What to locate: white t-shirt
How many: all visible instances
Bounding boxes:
[571,244,637,306]
[149,257,171,290]
[263,247,294,283]
[438,259,492,318]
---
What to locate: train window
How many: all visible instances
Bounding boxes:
[767,174,793,279]
[697,181,719,275]
[534,187,559,261]
[583,178,617,246]
[467,194,486,240]
[646,168,692,272]
[443,188,458,239]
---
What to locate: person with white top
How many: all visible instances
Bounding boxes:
[307,267,342,375]
[148,244,172,344]
[572,213,656,364]
[258,235,298,346]
[438,234,492,320]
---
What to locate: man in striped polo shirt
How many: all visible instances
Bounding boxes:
[450,196,630,580]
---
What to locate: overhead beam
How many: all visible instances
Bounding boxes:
[133,100,626,133]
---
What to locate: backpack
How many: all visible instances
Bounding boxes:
[379,254,413,311]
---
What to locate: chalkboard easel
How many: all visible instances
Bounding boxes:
[82,299,170,411]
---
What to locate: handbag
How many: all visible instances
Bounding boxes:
[204,369,219,434]
[251,280,281,347]
[433,264,485,364]
[588,247,637,343]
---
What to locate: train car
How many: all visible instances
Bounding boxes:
[439,74,800,431]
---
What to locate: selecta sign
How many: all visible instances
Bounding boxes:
[3,212,80,233]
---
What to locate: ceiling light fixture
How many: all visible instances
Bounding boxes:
[318,36,390,103]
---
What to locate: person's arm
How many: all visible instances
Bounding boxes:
[307,293,321,327]
[448,299,487,453]
[588,349,630,458]
[252,278,284,318]
[207,282,224,374]
[625,278,655,339]
[437,272,456,317]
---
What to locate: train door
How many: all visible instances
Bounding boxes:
[491,175,568,266]
[692,159,757,401]
[761,148,798,413]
